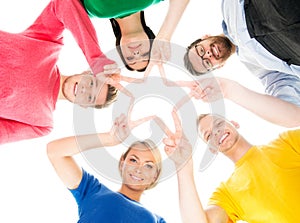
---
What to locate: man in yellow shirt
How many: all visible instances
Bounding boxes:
[162,111,300,223]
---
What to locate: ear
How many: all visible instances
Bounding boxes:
[119,157,125,173]
[230,120,240,129]
[201,34,211,39]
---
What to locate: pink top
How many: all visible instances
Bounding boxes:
[0,0,114,144]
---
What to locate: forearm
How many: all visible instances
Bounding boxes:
[47,132,116,189]
[47,132,116,158]
[157,0,189,40]
[54,0,113,73]
[222,79,300,127]
[176,160,208,223]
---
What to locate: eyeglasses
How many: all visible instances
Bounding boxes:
[194,43,213,71]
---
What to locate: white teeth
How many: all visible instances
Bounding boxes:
[213,46,219,58]
[74,83,78,96]
[130,174,143,181]
[219,133,229,145]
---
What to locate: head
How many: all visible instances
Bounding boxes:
[118,140,162,191]
[61,71,118,108]
[110,11,155,72]
[184,35,235,75]
[197,114,240,154]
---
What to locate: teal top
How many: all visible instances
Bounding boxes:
[82,0,163,18]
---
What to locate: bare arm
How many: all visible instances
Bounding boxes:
[47,114,130,189]
[149,0,189,64]
[157,0,189,40]
[223,79,300,127]
[158,111,229,223]
[194,77,300,128]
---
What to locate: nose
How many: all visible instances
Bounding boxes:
[205,49,212,58]
[80,85,92,95]
[133,51,140,56]
[134,165,142,174]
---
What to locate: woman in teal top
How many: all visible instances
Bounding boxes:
[81,0,189,71]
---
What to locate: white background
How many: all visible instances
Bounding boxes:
[0,0,287,222]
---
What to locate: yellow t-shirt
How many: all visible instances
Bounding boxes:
[209,130,300,223]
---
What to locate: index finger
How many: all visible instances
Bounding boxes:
[153,116,173,137]
[172,110,182,138]
[129,115,155,129]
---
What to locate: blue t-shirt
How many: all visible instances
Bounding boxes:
[70,170,166,223]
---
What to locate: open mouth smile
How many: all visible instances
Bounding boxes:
[219,132,229,145]
[74,82,78,96]
[130,174,144,182]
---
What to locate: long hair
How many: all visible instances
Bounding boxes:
[110,11,155,72]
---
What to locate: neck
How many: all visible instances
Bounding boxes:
[118,185,144,202]
[224,136,253,163]
[116,12,143,35]
[58,75,67,100]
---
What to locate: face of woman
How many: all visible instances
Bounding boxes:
[120,144,159,191]
[120,31,151,71]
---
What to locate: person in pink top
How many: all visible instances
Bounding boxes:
[0,0,118,145]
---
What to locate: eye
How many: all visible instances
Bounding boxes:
[216,121,224,127]
[204,59,212,69]
[144,163,154,170]
[129,158,137,163]
[141,52,150,58]
[199,46,205,56]
[88,95,92,102]
[126,56,134,61]
[206,133,211,141]
[90,80,94,87]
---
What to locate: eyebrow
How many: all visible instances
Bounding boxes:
[202,130,209,141]
[130,154,155,164]
[91,79,99,104]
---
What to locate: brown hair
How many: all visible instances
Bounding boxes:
[94,84,118,109]
[184,36,235,76]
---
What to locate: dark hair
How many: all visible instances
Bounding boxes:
[110,11,155,72]
[94,84,118,109]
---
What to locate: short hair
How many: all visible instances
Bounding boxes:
[110,11,156,72]
[184,36,235,76]
[196,113,210,128]
[184,38,204,76]
[118,140,162,190]
[94,84,118,109]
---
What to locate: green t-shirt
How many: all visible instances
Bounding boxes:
[83,0,163,18]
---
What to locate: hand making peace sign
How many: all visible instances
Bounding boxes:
[154,110,193,169]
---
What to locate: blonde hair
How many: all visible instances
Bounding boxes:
[119,140,162,190]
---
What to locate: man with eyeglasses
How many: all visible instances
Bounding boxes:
[183,0,300,127]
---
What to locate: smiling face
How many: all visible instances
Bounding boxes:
[198,114,240,154]
[120,33,151,71]
[62,72,108,108]
[119,142,161,192]
[188,36,233,74]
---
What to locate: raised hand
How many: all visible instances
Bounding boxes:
[190,77,224,102]
[150,39,171,65]
[154,110,193,168]
[109,114,155,145]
